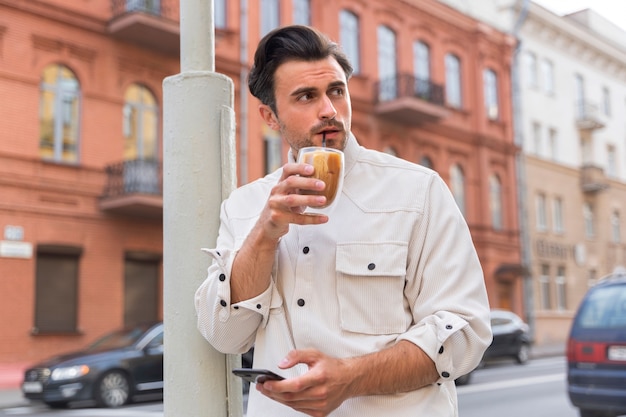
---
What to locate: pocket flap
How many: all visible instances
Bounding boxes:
[336,242,407,277]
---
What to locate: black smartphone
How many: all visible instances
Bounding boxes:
[232,368,285,384]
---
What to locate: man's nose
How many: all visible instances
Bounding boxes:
[319,95,337,120]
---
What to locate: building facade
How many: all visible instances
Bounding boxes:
[440,0,626,346]
[0,0,520,367]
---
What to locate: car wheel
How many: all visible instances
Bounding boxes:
[516,343,530,364]
[96,370,131,408]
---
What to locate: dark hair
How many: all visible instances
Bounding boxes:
[248,25,354,113]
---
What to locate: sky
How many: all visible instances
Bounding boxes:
[532,0,626,32]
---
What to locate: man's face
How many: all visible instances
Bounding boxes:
[259,57,352,156]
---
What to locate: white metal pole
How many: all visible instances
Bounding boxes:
[162,0,239,415]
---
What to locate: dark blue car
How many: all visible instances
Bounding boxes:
[567,269,626,417]
[21,322,163,408]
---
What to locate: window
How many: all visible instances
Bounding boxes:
[536,193,547,231]
[293,0,310,25]
[123,84,158,161]
[540,264,551,310]
[420,155,433,170]
[34,245,82,333]
[263,126,282,174]
[124,255,160,327]
[540,59,554,94]
[214,0,226,28]
[583,202,595,239]
[339,10,360,74]
[483,69,499,120]
[489,175,503,230]
[556,266,567,311]
[525,52,538,88]
[548,128,558,161]
[553,197,564,233]
[126,0,160,14]
[445,53,462,108]
[450,164,466,215]
[602,86,611,116]
[377,25,397,101]
[413,41,430,98]
[607,145,617,177]
[261,0,279,36]
[39,64,81,163]
[611,210,621,244]
[575,74,585,119]
[532,121,541,156]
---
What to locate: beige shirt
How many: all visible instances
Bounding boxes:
[195,134,492,417]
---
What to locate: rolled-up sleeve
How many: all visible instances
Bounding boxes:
[398,174,492,384]
[194,201,273,354]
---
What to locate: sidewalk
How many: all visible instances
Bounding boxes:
[0,363,30,409]
[0,343,566,410]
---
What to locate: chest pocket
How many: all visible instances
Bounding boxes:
[336,242,409,335]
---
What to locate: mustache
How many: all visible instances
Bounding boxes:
[311,120,344,134]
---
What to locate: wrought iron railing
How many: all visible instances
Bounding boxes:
[375,73,445,106]
[102,159,163,198]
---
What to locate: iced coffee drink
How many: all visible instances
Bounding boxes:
[297,147,344,213]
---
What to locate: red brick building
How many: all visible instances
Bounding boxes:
[0,0,521,367]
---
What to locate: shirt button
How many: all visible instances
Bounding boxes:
[219,274,226,281]
[368,263,376,270]
[446,324,453,330]
[297,299,305,307]
[303,246,310,254]
[442,372,450,378]
[438,346,444,354]
[220,300,227,307]
[256,304,262,309]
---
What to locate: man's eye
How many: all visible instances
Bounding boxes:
[298,93,313,101]
[330,88,344,96]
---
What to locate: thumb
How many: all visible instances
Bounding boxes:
[278,349,320,370]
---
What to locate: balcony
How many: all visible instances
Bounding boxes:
[580,164,609,193]
[108,0,180,55]
[100,159,163,218]
[575,101,606,131]
[374,74,448,125]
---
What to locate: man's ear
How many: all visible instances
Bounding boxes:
[259,104,280,131]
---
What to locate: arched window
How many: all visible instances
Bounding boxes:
[293,0,310,25]
[450,164,466,215]
[445,53,462,108]
[419,155,433,170]
[261,0,280,36]
[123,83,158,161]
[39,64,81,163]
[483,68,499,120]
[377,25,397,101]
[340,10,360,74]
[413,41,430,98]
[611,210,621,243]
[489,174,503,230]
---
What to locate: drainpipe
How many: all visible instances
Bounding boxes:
[162,0,240,415]
[511,0,534,338]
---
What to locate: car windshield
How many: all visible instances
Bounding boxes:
[577,284,626,329]
[87,325,152,350]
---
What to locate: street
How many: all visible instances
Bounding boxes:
[1,356,578,417]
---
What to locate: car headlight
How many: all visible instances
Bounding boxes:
[50,365,90,381]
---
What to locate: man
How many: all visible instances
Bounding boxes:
[195,25,491,417]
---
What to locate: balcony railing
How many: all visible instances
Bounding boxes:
[374,74,448,124]
[580,164,609,193]
[108,0,180,55]
[575,101,606,131]
[100,159,163,218]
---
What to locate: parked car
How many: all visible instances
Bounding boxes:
[21,322,163,409]
[566,269,626,417]
[455,309,531,386]
[484,309,532,365]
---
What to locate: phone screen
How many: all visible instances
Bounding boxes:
[232,368,285,384]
